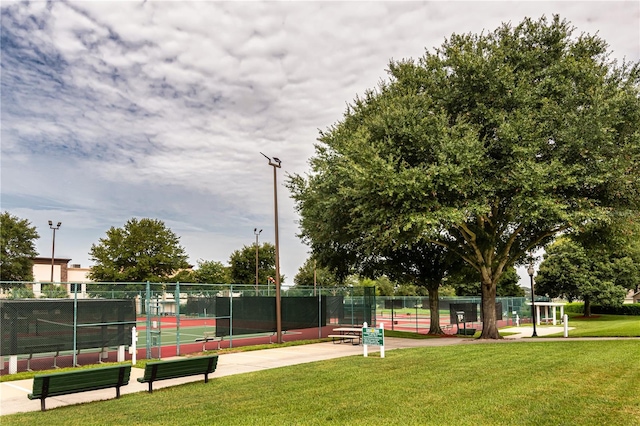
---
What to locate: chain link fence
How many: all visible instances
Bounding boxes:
[1,281,375,373]
[1,281,537,373]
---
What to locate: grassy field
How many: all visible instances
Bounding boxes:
[4,340,640,425]
[546,313,640,337]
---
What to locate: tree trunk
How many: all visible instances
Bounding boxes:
[479,280,501,339]
[584,297,592,317]
[427,285,444,335]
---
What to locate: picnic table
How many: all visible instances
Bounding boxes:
[328,326,362,345]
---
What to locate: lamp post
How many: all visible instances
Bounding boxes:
[48,220,62,282]
[528,258,538,337]
[260,152,282,344]
[254,228,262,294]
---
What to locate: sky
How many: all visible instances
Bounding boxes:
[2,1,639,286]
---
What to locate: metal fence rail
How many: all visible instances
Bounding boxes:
[1,281,537,374]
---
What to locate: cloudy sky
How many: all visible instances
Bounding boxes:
[2,1,639,285]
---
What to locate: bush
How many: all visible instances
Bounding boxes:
[591,304,640,316]
[564,303,585,314]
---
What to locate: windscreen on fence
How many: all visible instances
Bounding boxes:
[215,296,327,336]
[183,295,216,317]
[0,299,136,356]
[449,303,479,324]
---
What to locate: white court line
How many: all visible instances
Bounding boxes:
[4,382,31,393]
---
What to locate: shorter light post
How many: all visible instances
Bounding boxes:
[48,220,62,282]
[254,228,262,294]
[528,259,538,337]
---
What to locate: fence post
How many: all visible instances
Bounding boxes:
[73,283,78,367]
[363,321,368,357]
[145,281,151,359]
[175,282,180,356]
[318,288,322,339]
[379,323,385,359]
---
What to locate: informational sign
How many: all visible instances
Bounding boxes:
[362,327,384,346]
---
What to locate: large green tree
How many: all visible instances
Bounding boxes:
[88,218,189,290]
[293,257,340,289]
[193,259,230,284]
[288,16,640,338]
[374,243,456,334]
[228,242,282,287]
[535,238,628,316]
[0,211,39,286]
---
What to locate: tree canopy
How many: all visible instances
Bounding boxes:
[88,218,189,287]
[447,266,525,297]
[0,211,39,285]
[535,238,627,316]
[228,242,282,286]
[288,15,640,338]
[293,257,340,288]
[536,216,640,315]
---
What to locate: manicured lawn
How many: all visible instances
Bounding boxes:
[4,340,639,425]
[547,313,640,337]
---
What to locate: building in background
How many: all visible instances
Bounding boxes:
[31,257,92,298]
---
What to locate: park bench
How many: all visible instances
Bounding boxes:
[24,343,66,371]
[137,355,219,393]
[28,364,131,411]
[195,331,221,351]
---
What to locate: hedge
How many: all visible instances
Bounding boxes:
[591,304,640,316]
[565,302,640,316]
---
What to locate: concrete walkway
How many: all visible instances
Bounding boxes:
[500,325,574,339]
[1,337,466,416]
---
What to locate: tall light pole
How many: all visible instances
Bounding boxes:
[528,257,538,337]
[261,152,283,344]
[254,228,262,294]
[48,220,62,282]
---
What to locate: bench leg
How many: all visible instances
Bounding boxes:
[148,382,153,393]
[40,398,46,412]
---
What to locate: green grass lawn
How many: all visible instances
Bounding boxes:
[545,313,640,337]
[4,340,639,426]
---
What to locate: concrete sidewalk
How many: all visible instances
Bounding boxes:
[500,325,575,339]
[1,337,466,416]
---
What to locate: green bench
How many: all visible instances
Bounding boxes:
[137,355,219,393]
[28,365,131,411]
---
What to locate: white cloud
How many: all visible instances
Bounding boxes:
[2,1,638,283]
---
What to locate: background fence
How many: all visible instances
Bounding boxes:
[1,281,536,373]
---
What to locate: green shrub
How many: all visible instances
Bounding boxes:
[564,302,584,314]
[591,304,640,316]
[8,286,35,298]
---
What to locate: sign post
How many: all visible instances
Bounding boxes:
[362,322,385,358]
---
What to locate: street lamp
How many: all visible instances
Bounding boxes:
[254,228,262,294]
[48,220,62,282]
[260,152,283,344]
[528,258,538,337]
